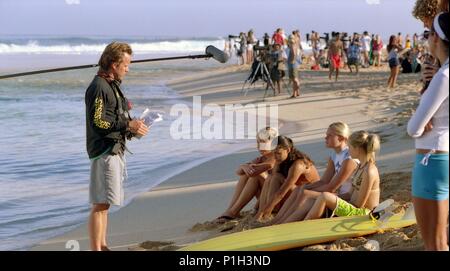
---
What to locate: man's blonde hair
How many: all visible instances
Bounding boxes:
[98,42,133,72]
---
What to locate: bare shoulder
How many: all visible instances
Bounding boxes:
[342,158,358,168]
[266,155,276,163]
[366,163,380,182]
[292,159,308,171]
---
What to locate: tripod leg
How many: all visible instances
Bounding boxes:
[241,80,248,94]
[262,63,276,95]
[260,63,272,100]
[244,62,262,97]
[282,78,291,96]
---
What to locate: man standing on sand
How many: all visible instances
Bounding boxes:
[328,32,344,82]
[85,42,149,251]
[361,31,372,68]
[287,35,301,98]
[311,31,320,66]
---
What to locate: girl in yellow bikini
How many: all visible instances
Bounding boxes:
[303,131,381,220]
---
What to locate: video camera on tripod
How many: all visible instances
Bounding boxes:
[228,34,241,41]
[241,41,275,98]
[306,32,330,43]
[341,32,349,40]
[251,40,269,62]
[321,33,330,44]
[332,31,349,40]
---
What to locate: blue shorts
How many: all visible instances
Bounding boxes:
[412,153,449,200]
[389,58,399,68]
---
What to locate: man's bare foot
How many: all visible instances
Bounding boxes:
[101,246,111,251]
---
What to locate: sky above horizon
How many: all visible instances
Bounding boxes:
[0,0,425,38]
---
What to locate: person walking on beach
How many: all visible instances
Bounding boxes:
[85,42,149,251]
[311,31,320,67]
[407,12,449,251]
[342,32,350,68]
[247,29,256,64]
[328,32,344,82]
[347,38,362,75]
[272,28,284,46]
[293,30,304,62]
[361,31,372,68]
[238,32,247,65]
[372,34,383,67]
[269,43,287,95]
[287,35,301,98]
[387,35,403,88]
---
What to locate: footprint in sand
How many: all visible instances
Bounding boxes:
[219,220,240,232]
[189,221,222,232]
[131,240,180,251]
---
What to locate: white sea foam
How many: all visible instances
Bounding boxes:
[0,39,226,55]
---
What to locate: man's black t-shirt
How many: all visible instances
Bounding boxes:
[85,75,129,159]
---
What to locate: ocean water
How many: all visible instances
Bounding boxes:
[0,36,257,250]
[0,35,227,54]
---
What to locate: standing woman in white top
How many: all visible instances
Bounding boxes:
[407,12,449,251]
[270,122,359,224]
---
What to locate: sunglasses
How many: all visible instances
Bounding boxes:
[422,30,436,40]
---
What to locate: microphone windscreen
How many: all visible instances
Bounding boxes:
[205,45,229,63]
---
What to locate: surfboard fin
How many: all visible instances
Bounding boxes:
[375,211,395,228]
[369,199,395,221]
[372,199,394,214]
[402,202,416,221]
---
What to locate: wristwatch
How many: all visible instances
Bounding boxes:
[126,120,131,132]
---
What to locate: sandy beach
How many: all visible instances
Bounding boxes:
[32,61,424,251]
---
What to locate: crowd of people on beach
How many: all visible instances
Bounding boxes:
[224,28,304,98]
[213,0,449,251]
[224,24,439,93]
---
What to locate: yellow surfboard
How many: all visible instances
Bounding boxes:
[179,211,416,251]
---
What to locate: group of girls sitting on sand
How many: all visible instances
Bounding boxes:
[213,122,381,226]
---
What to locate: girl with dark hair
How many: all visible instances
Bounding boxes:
[387,35,403,88]
[256,136,320,221]
[271,122,359,225]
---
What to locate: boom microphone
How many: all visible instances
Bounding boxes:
[205,45,229,63]
[0,45,228,80]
